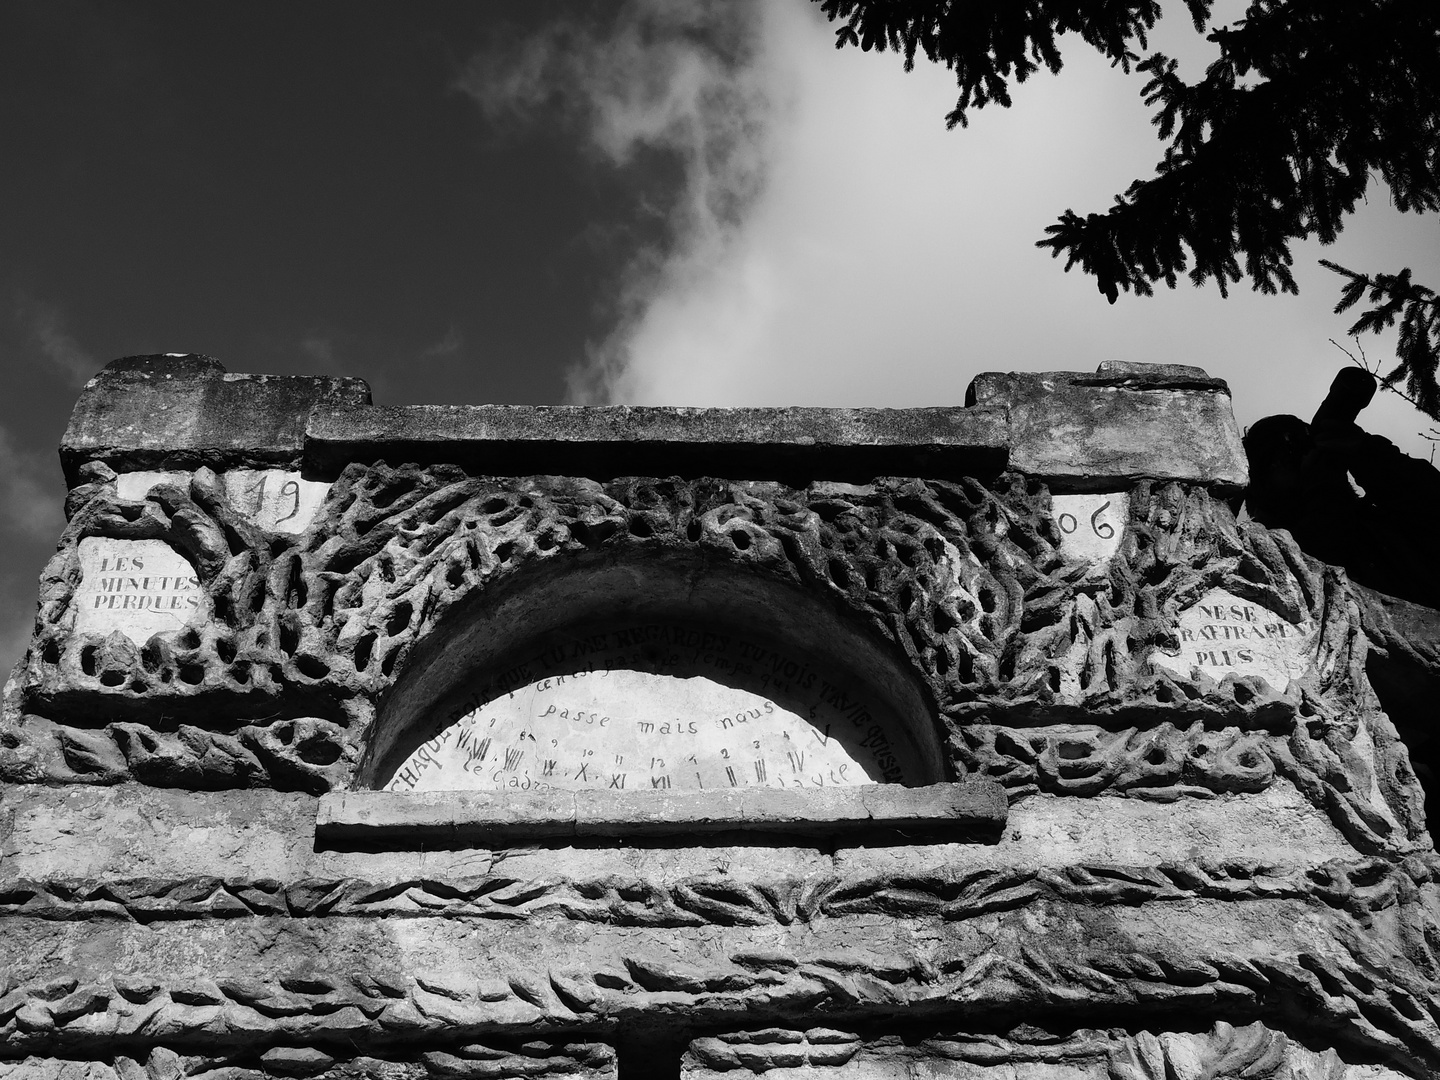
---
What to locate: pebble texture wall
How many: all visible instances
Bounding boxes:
[1,355,1434,1079]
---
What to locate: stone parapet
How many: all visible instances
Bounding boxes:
[305,402,1012,483]
[7,352,1429,1080]
[57,355,1248,491]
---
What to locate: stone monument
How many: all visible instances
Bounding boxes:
[2,354,1437,1078]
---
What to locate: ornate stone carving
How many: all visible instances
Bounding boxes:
[2,465,1422,857]
[1,856,1432,925]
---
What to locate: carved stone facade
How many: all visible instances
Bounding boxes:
[2,355,1436,1078]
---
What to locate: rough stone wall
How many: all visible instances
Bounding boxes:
[2,356,1437,1079]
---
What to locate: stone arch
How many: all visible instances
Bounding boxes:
[355,546,948,790]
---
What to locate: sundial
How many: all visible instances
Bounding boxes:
[383,621,925,793]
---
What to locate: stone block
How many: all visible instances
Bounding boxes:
[303,402,1010,482]
[314,780,1007,846]
[966,361,1247,492]
[61,354,369,484]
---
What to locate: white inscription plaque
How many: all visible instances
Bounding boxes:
[1052,492,1127,564]
[74,538,204,641]
[224,469,329,533]
[385,623,926,794]
[1151,587,1315,689]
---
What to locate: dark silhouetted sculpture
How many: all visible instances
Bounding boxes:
[1244,368,1440,610]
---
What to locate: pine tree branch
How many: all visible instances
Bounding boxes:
[1323,262,1440,422]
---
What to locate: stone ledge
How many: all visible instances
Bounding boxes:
[59,356,1251,491]
[303,403,1011,482]
[314,780,1007,847]
[60,354,371,485]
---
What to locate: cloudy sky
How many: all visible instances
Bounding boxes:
[2,0,1437,674]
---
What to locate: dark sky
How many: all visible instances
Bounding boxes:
[1,1,638,412]
[0,1,651,666]
[2,0,1437,673]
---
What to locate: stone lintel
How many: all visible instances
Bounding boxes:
[60,353,372,486]
[60,355,1249,491]
[966,360,1249,493]
[303,403,1011,483]
[314,780,1008,846]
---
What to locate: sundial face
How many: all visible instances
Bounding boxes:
[383,621,925,793]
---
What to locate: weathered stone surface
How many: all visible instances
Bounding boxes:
[966,363,1247,492]
[304,402,1011,482]
[3,897,1438,1072]
[61,353,370,484]
[117,468,330,533]
[314,780,1007,844]
[8,466,1422,860]
[8,358,1437,1080]
[682,1022,1409,1079]
[0,782,1383,928]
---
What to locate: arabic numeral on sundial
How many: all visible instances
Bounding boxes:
[650,757,666,769]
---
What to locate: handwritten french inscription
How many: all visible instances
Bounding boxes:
[1151,588,1314,689]
[385,624,923,794]
[114,469,329,533]
[1051,492,1127,564]
[74,538,204,642]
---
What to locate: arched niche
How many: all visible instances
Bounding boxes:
[357,551,946,792]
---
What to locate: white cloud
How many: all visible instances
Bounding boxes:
[423,326,464,359]
[457,0,777,403]
[300,334,338,368]
[15,294,99,387]
[466,0,1440,459]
